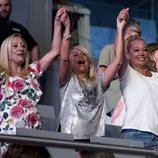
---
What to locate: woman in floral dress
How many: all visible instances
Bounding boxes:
[0,7,68,152]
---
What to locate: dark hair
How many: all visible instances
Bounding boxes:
[123,18,141,36]
[79,151,115,158]
[2,144,51,158]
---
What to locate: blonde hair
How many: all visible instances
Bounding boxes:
[147,43,158,72]
[0,33,29,96]
[0,33,29,77]
[125,35,147,67]
[70,45,95,87]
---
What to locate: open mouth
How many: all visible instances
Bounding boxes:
[78,61,85,64]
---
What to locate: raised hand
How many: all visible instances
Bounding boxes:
[117,8,129,31]
[59,8,71,40]
[54,7,67,26]
[118,8,129,22]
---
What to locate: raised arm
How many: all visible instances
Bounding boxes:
[59,9,71,85]
[39,8,64,72]
[117,8,129,78]
[103,8,128,86]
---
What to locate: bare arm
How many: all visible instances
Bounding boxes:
[117,8,129,78]
[103,9,128,86]
[59,9,71,85]
[31,45,40,62]
[39,8,64,72]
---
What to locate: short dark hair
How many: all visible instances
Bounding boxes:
[123,18,141,36]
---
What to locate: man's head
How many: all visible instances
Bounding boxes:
[123,18,141,40]
[0,0,11,21]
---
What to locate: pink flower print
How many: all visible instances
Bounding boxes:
[36,62,41,74]
[28,62,41,76]
[0,93,3,101]
[11,79,25,93]
[10,106,25,119]
[17,99,32,108]
[30,79,39,89]
[28,67,36,74]
[0,85,3,100]
[0,117,3,125]
[28,113,39,128]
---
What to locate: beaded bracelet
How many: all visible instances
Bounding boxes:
[63,33,71,40]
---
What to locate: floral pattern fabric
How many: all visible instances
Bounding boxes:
[0,61,43,136]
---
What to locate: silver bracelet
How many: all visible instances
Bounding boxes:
[63,33,71,40]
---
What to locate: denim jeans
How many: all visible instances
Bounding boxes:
[121,129,158,158]
[121,129,158,149]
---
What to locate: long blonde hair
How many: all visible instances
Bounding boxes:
[0,33,29,77]
[0,33,29,97]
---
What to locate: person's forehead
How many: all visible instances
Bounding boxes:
[0,0,10,5]
[130,40,146,46]
[12,36,24,43]
[71,48,83,54]
[128,25,141,32]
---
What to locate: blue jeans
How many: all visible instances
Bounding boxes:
[121,129,158,150]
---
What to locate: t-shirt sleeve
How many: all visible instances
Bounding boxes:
[119,65,131,90]
[28,61,43,78]
[98,72,108,92]
[98,44,114,67]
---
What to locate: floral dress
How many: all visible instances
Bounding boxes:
[0,61,43,151]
